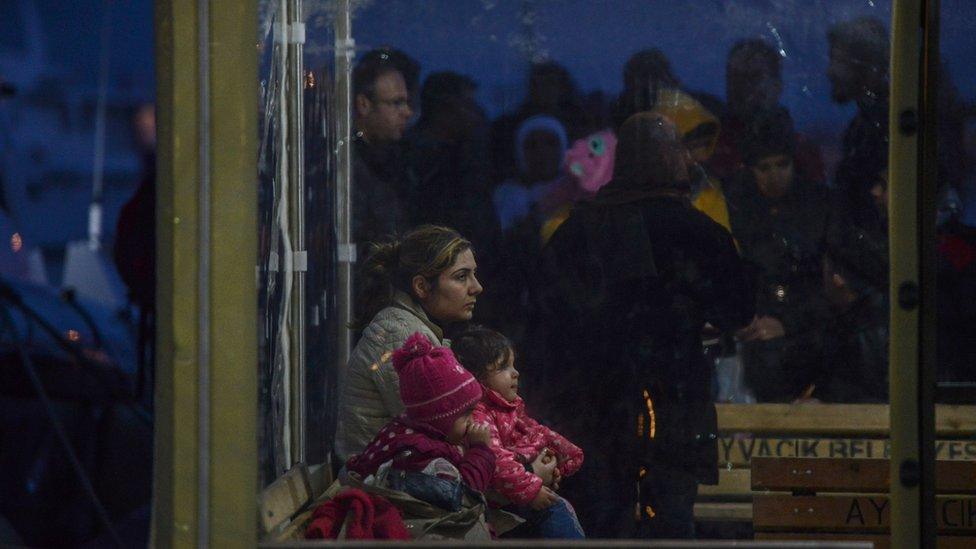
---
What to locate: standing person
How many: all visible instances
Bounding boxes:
[351,50,414,248]
[827,17,890,233]
[335,225,484,462]
[114,102,157,402]
[491,115,577,350]
[709,39,825,187]
[489,62,588,185]
[539,113,754,538]
[402,71,500,269]
[726,108,830,402]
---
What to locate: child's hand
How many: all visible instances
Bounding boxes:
[465,422,491,447]
[531,452,557,485]
[530,486,559,510]
[551,467,562,490]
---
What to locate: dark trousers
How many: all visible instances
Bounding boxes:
[636,462,699,539]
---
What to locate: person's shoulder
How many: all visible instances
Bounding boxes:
[361,306,433,346]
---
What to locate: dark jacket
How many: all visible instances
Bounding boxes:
[352,136,407,248]
[726,173,831,401]
[726,174,830,337]
[819,292,889,403]
[539,190,754,481]
[834,100,889,232]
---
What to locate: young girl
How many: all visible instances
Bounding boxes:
[451,325,585,539]
[346,332,495,495]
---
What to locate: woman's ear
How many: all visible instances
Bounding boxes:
[411,275,430,300]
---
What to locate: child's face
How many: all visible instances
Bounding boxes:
[484,352,520,402]
[446,409,474,445]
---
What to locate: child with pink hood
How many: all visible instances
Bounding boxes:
[452,325,585,539]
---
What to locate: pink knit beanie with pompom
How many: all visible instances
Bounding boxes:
[392,332,482,436]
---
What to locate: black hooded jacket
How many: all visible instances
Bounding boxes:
[538,185,754,481]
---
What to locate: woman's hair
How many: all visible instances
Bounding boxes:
[352,225,471,329]
[450,325,514,380]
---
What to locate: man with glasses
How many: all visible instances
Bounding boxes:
[351,49,415,249]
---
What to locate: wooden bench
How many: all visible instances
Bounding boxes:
[751,457,976,548]
[693,404,976,532]
[259,463,337,542]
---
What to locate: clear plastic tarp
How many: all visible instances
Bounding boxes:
[256,0,976,541]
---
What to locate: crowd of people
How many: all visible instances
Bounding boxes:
[324,16,976,540]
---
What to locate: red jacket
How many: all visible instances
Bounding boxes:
[346,417,495,493]
[471,388,584,505]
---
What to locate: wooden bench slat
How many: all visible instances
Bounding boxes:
[753,495,976,533]
[258,464,312,535]
[751,458,976,494]
[698,468,754,499]
[692,502,752,522]
[716,404,976,437]
[755,532,976,549]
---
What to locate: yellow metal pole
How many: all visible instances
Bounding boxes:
[153,0,200,545]
[154,0,257,546]
[889,0,936,547]
[208,0,258,545]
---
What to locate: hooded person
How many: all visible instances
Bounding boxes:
[493,115,572,234]
[651,89,732,233]
[538,112,754,539]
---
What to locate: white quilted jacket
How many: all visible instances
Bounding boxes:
[334,291,445,461]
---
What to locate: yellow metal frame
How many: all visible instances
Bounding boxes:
[153,1,257,546]
[889,0,920,544]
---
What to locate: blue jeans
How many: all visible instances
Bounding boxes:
[503,496,586,539]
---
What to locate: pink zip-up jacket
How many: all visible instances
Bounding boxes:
[471,387,584,505]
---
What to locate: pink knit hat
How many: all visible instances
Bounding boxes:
[392,332,482,435]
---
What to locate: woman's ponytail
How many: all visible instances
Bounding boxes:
[351,239,401,330]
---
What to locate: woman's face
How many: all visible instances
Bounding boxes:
[415,248,483,324]
[751,154,794,200]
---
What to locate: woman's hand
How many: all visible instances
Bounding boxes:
[465,423,491,447]
[531,451,557,485]
[736,315,785,342]
[530,486,559,510]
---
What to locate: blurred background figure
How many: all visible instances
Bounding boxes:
[725,108,830,402]
[490,62,588,185]
[937,109,976,386]
[491,114,575,347]
[827,17,890,233]
[710,39,825,187]
[819,223,889,403]
[114,102,156,403]
[403,71,499,261]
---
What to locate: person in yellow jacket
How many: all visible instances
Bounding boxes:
[650,89,732,234]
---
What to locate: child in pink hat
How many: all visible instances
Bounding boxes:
[346,332,495,493]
